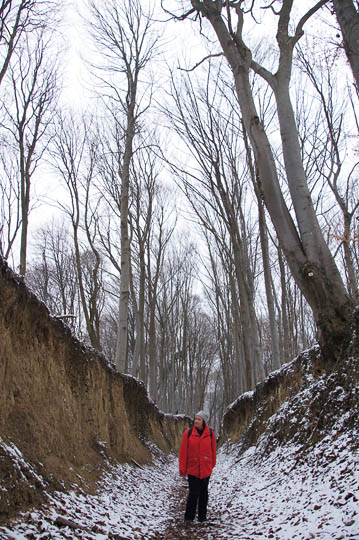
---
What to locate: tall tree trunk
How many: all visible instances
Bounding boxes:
[132,247,146,378]
[191,1,353,357]
[278,247,290,363]
[244,125,280,369]
[147,240,162,400]
[72,221,101,350]
[212,162,262,388]
[88,0,157,371]
[115,102,135,373]
[238,203,264,382]
[343,212,359,302]
[333,0,359,91]
[19,169,29,276]
[148,301,157,400]
[257,195,281,370]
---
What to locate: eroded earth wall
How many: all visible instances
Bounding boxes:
[0,257,189,522]
[219,348,326,449]
[220,316,359,456]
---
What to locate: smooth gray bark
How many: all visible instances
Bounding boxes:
[190,0,353,355]
[115,100,135,372]
[333,0,359,90]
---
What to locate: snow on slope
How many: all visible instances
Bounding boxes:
[0,445,177,539]
[1,432,359,540]
[209,433,359,540]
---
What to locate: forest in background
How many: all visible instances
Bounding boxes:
[0,0,358,430]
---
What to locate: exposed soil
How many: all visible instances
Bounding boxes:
[1,254,359,537]
[0,256,189,525]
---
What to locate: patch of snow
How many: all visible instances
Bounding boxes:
[0,453,178,540]
[0,438,45,489]
[207,435,359,539]
[226,390,255,412]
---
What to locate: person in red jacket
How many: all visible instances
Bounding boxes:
[179,410,216,525]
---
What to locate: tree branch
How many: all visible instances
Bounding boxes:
[250,59,275,87]
[261,1,280,16]
[160,1,197,22]
[178,52,223,72]
[296,0,330,38]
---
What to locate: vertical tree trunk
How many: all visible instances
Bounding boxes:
[212,162,262,389]
[115,103,135,373]
[257,195,281,370]
[243,131,281,370]
[333,0,359,91]
[148,302,157,400]
[131,247,146,378]
[278,248,290,363]
[88,0,157,371]
[19,168,30,276]
[73,223,101,351]
[147,241,163,400]
[238,203,264,383]
[343,212,359,302]
[190,1,353,356]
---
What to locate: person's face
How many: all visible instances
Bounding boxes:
[194,416,204,430]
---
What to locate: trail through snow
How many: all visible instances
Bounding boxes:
[1,433,359,540]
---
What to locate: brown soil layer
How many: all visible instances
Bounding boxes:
[0,256,190,524]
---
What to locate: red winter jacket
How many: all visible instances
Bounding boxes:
[179,425,216,479]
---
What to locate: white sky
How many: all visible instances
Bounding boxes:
[26,0,356,266]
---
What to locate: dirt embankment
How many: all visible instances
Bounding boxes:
[220,313,359,455]
[219,348,326,448]
[0,257,189,524]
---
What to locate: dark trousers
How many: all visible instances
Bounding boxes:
[184,475,210,522]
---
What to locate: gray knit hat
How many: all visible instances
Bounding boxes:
[195,410,209,424]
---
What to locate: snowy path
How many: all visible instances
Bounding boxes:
[1,434,359,539]
[205,442,359,540]
[165,435,359,540]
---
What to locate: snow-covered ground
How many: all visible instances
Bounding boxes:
[0,448,177,540]
[209,432,359,540]
[1,431,359,540]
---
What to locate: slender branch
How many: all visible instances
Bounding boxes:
[178,52,223,72]
[160,1,197,21]
[250,59,275,87]
[240,0,255,14]
[226,0,235,37]
[296,0,330,38]
[261,0,280,16]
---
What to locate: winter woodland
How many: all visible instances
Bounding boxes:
[0,0,358,430]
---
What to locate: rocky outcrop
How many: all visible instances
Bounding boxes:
[0,257,189,523]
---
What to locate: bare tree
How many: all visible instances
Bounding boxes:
[146,185,176,399]
[0,0,59,86]
[155,240,216,414]
[164,66,264,390]
[0,144,21,260]
[88,0,159,372]
[49,111,104,350]
[0,31,58,274]
[129,143,161,381]
[202,231,246,403]
[166,0,353,358]
[296,43,359,303]
[26,222,80,331]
